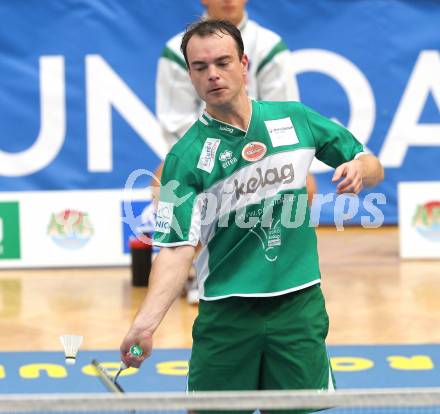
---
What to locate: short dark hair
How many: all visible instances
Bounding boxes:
[180,19,244,67]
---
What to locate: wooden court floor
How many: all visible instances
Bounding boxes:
[0,226,439,352]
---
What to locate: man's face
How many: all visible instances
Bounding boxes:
[201,0,247,26]
[187,32,248,110]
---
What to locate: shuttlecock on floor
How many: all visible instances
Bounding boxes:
[60,334,83,365]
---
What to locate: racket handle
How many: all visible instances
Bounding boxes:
[129,344,143,357]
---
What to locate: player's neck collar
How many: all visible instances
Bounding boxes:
[199,99,254,136]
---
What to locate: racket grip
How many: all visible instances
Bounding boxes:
[129,344,143,357]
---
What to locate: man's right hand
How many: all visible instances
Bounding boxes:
[120,329,153,368]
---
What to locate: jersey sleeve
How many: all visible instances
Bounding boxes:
[153,154,202,247]
[156,45,201,147]
[302,105,365,168]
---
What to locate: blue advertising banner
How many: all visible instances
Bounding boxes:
[0,0,439,224]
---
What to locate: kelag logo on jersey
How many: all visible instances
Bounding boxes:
[219,125,234,134]
[412,201,440,242]
[233,163,295,200]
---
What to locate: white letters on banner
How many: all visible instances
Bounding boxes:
[290,49,376,173]
[0,55,167,177]
[0,50,439,177]
[85,55,168,172]
[0,56,65,177]
[379,50,440,166]
[290,49,440,172]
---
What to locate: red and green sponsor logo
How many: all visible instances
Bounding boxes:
[412,201,440,241]
[47,209,94,249]
[242,141,267,162]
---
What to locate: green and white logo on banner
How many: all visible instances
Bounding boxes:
[0,202,21,259]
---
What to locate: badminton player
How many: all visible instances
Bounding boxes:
[120,19,384,410]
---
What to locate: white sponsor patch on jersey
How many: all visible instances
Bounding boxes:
[264,117,299,147]
[197,138,221,173]
[155,201,174,234]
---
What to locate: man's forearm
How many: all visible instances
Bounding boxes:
[131,245,195,336]
[358,154,384,187]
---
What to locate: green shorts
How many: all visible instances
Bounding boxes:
[188,284,334,414]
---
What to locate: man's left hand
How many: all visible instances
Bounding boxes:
[332,160,364,194]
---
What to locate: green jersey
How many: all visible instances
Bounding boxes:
[154,100,364,300]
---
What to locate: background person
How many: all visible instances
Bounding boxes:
[121,20,384,405]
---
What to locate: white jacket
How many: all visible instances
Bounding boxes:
[156,14,299,147]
